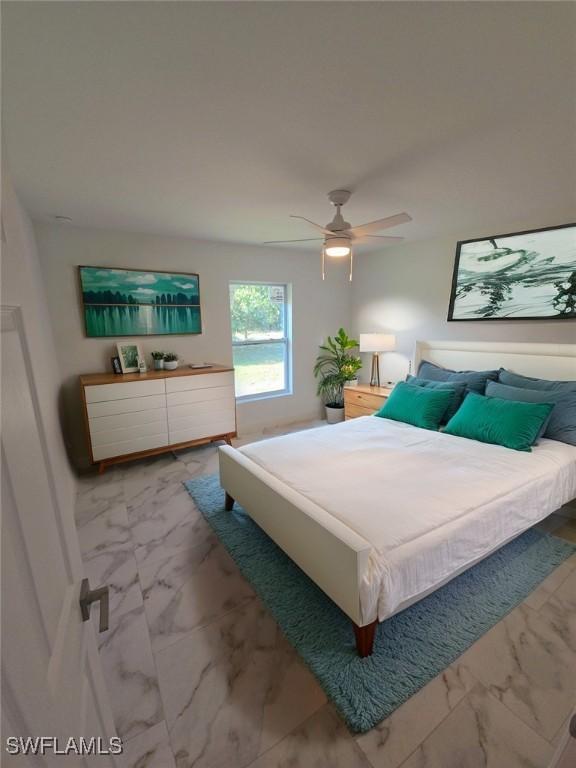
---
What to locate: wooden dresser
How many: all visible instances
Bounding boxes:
[80,365,236,472]
[344,384,394,420]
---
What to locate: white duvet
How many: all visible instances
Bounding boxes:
[239,417,576,623]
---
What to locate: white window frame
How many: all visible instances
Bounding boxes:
[229,281,292,402]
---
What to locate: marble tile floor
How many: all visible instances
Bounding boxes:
[75,421,576,768]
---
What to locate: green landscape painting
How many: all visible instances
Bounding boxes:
[79,266,201,337]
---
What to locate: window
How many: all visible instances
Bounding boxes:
[229,282,291,400]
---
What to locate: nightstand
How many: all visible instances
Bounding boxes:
[344,384,394,420]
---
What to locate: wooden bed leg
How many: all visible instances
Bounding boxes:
[353,620,377,657]
[225,492,235,511]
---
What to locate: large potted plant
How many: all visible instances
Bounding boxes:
[314,328,362,423]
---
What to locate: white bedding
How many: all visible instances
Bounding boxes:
[239,417,576,623]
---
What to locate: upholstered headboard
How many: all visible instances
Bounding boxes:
[414,340,576,381]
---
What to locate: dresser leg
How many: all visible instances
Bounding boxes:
[98,462,107,475]
[353,620,377,657]
[225,492,235,511]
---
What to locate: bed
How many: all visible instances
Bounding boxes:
[219,341,576,656]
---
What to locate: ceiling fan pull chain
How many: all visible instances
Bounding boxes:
[321,246,326,281]
[349,248,354,282]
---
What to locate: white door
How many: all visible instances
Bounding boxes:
[1,306,120,766]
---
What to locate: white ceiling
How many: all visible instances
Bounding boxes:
[3,1,575,249]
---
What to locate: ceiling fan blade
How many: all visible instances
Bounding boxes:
[289,215,332,234]
[349,212,412,238]
[351,234,404,245]
[263,238,324,244]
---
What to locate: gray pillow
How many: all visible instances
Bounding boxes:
[417,360,499,394]
[498,368,576,394]
[406,375,467,421]
[484,381,555,441]
[495,371,576,445]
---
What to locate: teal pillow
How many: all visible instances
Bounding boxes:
[497,369,576,446]
[485,381,555,440]
[375,382,454,431]
[406,375,467,421]
[444,392,554,452]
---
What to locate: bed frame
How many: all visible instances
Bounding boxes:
[219,340,576,656]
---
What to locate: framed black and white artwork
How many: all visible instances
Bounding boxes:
[448,223,576,321]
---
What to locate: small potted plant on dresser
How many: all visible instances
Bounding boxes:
[151,351,165,370]
[163,352,179,371]
[314,328,362,424]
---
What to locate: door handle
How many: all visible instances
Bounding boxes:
[80,578,109,633]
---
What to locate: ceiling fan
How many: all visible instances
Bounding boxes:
[264,190,412,280]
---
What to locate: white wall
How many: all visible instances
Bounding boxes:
[351,217,576,384]
[34,222,351,468]
[1,173,78,513]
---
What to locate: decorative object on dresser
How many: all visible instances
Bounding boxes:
[448,222,576,321]
[344,383,393,420]
[78,266,202,337]
[151,351,165,370]
[359,333,396,387]
[314,328,362,424]
[163,352,179,370]
[110,356,122,375]
[80,365,236,473]
[116,342,143,373]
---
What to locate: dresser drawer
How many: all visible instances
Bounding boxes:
[345,403,377,420]
[168,399,236,428]
[169,418,236,446]
[165,372,234,393]
[92,432,169,461]
[344,389,387,411]
[87,394,166,419]
[85,379,165,403]
[167,385,235,407]
[89,407,167,433]
[90,419,169,447]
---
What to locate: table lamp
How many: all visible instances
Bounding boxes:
[359,333,396,387]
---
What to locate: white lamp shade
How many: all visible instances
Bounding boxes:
[359,333,396,353]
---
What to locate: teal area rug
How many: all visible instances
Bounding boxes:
[184,474,575,733]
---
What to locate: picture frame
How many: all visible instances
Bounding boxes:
[116,342,143,373]
[447,222,576,321]
[78,266,202,337]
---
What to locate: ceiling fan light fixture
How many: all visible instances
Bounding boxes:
[324,236,351,257]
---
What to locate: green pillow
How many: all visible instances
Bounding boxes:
[444,392,554,452]
[375,382,454,431]
[406,375,467,421]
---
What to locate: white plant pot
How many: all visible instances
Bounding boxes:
[164,361,179,370]
[325,405,345,424]
[345,378,359,387]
